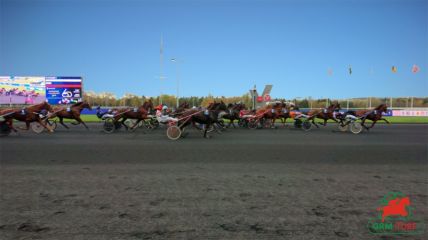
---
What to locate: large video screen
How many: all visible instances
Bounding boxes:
[0,76,46,104]
[45,77,83,104]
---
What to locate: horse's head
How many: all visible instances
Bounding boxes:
[377,104,388,113]
[143,100,154,112]
[82,101,92,110]
[41,101,53,112]
[334,102,341,111]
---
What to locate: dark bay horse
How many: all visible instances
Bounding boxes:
[1,102,54,133]
[50,101,92,129]
[355,104,389,130]
[222,103,246,128]
[114,100,154,130]
[178,101,227,138]
[307,103,341,128]
[274,101,298,127]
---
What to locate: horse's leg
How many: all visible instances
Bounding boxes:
[312,118,319,128]
[131,119,141,129]
[24,121,30,130]
[380,118,390,124]
[59,117,69,129]
[6,119,18,132]
[74,116,89,130]
[368,120,377,129]
[37,118,53,132]
[204,123,210,138]
[271,118,276,128]
[121,117,128,130]
[361,117,369,130]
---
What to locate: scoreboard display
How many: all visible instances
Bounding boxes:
[45,77,83,104]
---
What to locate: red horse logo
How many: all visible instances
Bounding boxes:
[377,197,410,222]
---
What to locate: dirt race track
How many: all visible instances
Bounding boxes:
[1,123,427,240]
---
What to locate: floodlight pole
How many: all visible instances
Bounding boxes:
[159,35,164,105]
[171,58,180,108]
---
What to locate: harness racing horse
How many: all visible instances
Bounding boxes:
[307,103,341,128]
[256,102,284,128]
[273,101,297,127]
[1,102,54,133]
[179,101,228,138]
[114,100,154,130]
[355,104,389,130]
[171,102,191,116]
[222,103,246,128]
[50,101,92,129]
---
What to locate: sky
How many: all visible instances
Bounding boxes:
[1,0,427,99]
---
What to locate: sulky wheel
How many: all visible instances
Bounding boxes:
[150,118,160,129]
[294,119,302,129]
[338,122,349,132]
[48,120,57,130]
[0,122,12,137]
[248,118,258,129]
[302,120,312,131]
[103,118,116,133]
[31,122,45,134]
[350,122,363,134]
[167,125,182,140]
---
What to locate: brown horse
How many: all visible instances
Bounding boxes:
[307,103,341,128]
[275,101,298,127]
[223,103,247,128]
[255,102,283,128]
[171,101,191,116]
[1,102,54,133]
[50,101,92,129]
[355,104,389,130]
[178,101,228,138]
[114,100,154,130]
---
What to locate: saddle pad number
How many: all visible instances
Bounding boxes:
[66,107,71,112]
[204,110,209,115]
[133,108,138,112]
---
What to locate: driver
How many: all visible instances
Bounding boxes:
[156,105,177,123]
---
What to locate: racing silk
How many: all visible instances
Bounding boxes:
[290,110,301,119]
[156,110,162,117]
[156,109,177,123]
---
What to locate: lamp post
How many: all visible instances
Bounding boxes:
[171,58,180,108]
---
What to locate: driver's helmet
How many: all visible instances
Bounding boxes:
[162,105,168,110]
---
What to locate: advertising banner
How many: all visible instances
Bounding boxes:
[0,76,46,104]
[392,110,428,117]
[45,77,83,105]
